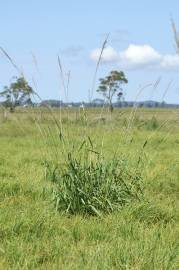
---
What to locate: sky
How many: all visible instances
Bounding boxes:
[1,0,179,103]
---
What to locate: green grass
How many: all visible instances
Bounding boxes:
[46,152,142,216]
[0,108,179,269]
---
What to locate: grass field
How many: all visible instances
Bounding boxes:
[0,107,179,269]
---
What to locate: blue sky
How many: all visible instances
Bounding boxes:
[1,0,179,103]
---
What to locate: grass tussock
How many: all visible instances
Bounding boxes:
[45,147,142,216]
[145,116,159,130]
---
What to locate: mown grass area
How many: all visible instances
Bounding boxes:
[0,108,179,269]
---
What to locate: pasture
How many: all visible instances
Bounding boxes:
[0,107,179,269]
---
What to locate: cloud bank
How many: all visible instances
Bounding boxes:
[90,44,179,70]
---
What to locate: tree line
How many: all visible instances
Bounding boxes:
[0,70,128,112]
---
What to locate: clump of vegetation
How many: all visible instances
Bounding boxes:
[131,202,174,225]
[45,139,142,216]
[146,116,159,130]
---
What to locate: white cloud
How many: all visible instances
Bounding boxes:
[90,44,179,70]
[119,44,161,67]
[161,54,179,69]
[90,46,118,63]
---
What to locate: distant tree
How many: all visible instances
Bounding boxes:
[97,70,128,112]
[0,76,34,112]
[40,99,63,107]
[92,98,104,107]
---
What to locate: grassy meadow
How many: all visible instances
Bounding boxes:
[0,107,179,269]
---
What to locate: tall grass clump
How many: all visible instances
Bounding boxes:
[45,138,143,216]
[145,116,159,130]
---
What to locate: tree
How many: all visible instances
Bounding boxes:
[97,70,128,112]
[0,76,34,112]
